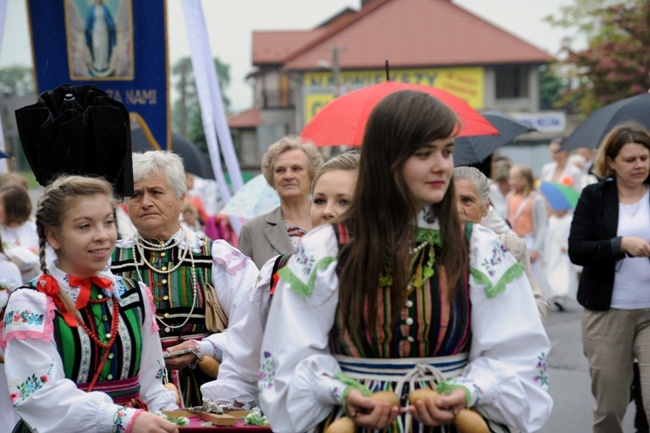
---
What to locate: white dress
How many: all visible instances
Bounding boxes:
[542,213,577,300]
[259,212,553,433]
[0,264,177,432]
[0,221,39,254]
[1,221,40,282]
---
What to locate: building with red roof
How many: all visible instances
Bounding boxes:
[229,0,559,167]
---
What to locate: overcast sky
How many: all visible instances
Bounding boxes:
[0,0,575,112]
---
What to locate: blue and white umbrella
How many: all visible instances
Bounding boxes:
[219,174,280,220]
[0,149,11,159]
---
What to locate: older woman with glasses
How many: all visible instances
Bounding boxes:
[569,121,650,433]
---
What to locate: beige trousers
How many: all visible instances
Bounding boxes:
[582,307,650,433]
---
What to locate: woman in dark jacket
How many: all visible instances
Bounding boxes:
[569,121,650,433]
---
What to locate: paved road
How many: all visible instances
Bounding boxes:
[540,298,637,432]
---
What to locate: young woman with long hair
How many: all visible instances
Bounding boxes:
[258,90,552,432]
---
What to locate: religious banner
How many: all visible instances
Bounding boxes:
[26,0,170,149]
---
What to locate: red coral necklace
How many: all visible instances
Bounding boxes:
[76,295,120,350]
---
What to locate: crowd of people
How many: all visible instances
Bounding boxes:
[0,89,649,433]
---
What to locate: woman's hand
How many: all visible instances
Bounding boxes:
[131,411,179,432]
[408,388,466,427]
[621,237,650,257]
[164,340,198,370]
[529,251,539,263]
[345,388,401,430]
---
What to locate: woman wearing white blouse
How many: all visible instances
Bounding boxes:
[259,91,552,432]
[569,121,650,433]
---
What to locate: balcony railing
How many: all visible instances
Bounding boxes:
[493,97,531,109]
[261,90,294,109]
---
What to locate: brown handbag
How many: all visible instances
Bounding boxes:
[203,283,228,333]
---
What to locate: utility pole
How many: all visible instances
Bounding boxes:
[332,45,341,97]
[179,60,188,138]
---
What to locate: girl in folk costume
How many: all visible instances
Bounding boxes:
[202,151,360,409]
[507,165,549,286]
[258,90,552,433]
[0,176,178,433]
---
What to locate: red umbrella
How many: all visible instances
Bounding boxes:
[300,82,498,146]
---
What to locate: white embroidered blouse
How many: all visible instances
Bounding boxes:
[0,264,178,433]
[258,213,553,432]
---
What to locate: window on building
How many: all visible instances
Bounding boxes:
[495,65,528,99]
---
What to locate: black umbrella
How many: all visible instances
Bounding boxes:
[131,128,215,180]
[453,112,536,166]
[15,84,133,196]
[562,92,650,151]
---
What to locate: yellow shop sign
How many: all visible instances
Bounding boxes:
[303,67,484,123]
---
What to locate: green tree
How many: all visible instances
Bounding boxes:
[539,64,565,110]
[171,56,231,152]
[0,65,34,97]
[546,0,650,114]
[0,65,34,172]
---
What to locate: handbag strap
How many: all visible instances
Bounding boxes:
[511,192,535,226]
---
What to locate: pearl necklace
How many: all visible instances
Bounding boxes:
[132,227,199,332]
[409,241,428,255]
[134,232,189,275]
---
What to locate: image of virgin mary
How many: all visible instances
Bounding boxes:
[85,0,116,76]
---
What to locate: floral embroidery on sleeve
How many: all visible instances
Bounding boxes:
[470,240,525,298]
[258,351,277,392]
[481,242,509,278]
[278,243,336,297]
[294,246,315,277]
[155,359,165,381]
[9,361,54,407]
[534,352,549,388]
[113,407,129,432]
[4,310,44,327]
[1,293,55,350]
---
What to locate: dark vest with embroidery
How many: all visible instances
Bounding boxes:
[111,238,217,407]
[111,239,215,345]
[22,277,146,387]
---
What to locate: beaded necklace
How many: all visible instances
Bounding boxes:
[76,295,120,350]
[132,226,199,333]
[379,228,441,294]
[409,241,428,255]
[74,291,122,391]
